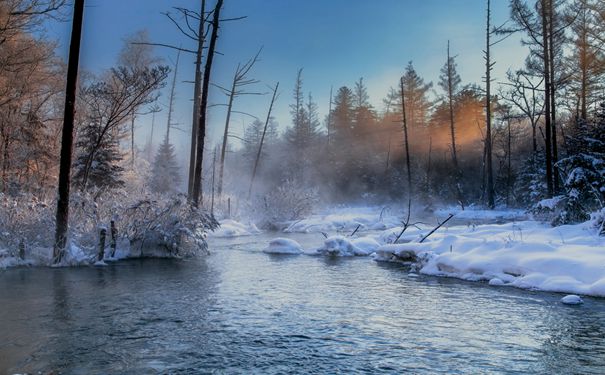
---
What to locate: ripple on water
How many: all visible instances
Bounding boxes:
[0,235,604,374]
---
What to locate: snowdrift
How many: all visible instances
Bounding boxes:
[373,221,605,297]
[209,219,261,237]
[285,209,401,234]
[312,235,379,257]
[263,238,303,254]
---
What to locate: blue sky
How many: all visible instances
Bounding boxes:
[45,0,527,158]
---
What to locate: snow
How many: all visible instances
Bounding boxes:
[434,206,527,221]
[209,219,261,238]
[372,220,605,297]
[561,295,584,305]
[264,238,303,255]
[313,236,374,257]
[284,207,401,234]
[488,277,505,286]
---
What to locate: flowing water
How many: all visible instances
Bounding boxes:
[1,233,605,374]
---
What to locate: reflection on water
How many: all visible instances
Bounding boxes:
[1,233,604,374]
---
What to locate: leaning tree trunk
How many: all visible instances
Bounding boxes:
[54,0,85,263]
[248,82,279,198]
[217,72,237,197]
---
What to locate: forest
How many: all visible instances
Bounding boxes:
[2,1,605,373]
[0,0,604,265]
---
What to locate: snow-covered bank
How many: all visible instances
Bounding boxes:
[0,237,198,270]
[208,219,261,238]
[263,238,303,254]
[373,220,605,297]
[434,206,527,222]
[284,206,401,233]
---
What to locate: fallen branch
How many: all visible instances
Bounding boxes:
[419,214,454,243]
[349,224,361,237]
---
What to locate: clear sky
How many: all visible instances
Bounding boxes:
[45,0,528,160]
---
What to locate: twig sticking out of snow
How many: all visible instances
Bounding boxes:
[419,214,455,243]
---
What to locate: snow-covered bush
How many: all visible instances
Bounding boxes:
[121,195,218,256]
[0,190,218,263]
[0,194,55,252]
[592,208,605,236]
[251,178,319,229]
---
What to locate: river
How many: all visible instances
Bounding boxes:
[1,232,604,374]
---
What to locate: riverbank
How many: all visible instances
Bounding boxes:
[211,205,605,298]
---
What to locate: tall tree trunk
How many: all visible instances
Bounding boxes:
[485,0,495,209]
[447,41,459,169]
[248,82,279,198]
[327,85,332,146]
[192,0,222,207]
[166,48,181,143]
[54,0,85,263]
[130,114,135,166]
[188,0,205,199]
[218,70,237,197]
[541,0,554,197]
[548,0,559,194]
[400,77,412,199]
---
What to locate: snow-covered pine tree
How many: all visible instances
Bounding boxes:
[553,101,605,225]
[73,121,125,191]
[149,136,180,194]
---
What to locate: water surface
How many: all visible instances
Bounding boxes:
[1,233,604,374]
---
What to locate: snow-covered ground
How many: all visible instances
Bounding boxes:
[208,219,261,238]
[4,205,605,299]
[372,220,605,297]
[284,206,401,233]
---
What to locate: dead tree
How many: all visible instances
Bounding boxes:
[248,82,279,198]
[54,0,84,263]
[484,0,496,209]
[165,49,181,143]
[216,48,262,197]
[188,0,206,198]
[192,0,222,207]
[500,70,544,153]
[399,76,412,200]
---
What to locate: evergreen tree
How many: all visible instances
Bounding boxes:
[553,102,605,224]
[243,117,278,166]
[73,121,125,190]
[332,86,355,141]
[149,136,180,194]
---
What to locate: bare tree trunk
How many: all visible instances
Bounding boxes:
[217,71,237,197]
[446,41,459,169]
[327,85,332,146]
[400,77,412,199]
[541,0,554,197]
[548,0,559,194]
[188,0,206,199]
[211,146,216,215]
[248,82,279,198]
[192,0,222,207]
[130,114,135,166]
[166,48,181,143]
[54,0,85,263]
[485,0,495,209]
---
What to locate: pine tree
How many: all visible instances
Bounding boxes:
[73,121,125,190]
[553,102,605,225]
[149,136,180,194]
[243,118,277,166]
